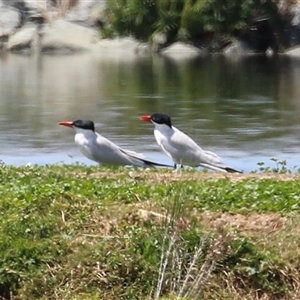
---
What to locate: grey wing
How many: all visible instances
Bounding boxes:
[158,135,186,161]
[199,150,241,172]
[160,132,240,172]
[167,128,231,170]
[120,148,146,160]
[199,150,224,165]
[158,129,202,164]
[170,128,224,165]
[90,135,143,166]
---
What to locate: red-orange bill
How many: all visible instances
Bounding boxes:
[59,121,74,127]
[140,115,151,122]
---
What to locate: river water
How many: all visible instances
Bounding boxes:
[1,51,300,173]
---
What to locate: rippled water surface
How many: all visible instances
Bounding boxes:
[1,51,300,172]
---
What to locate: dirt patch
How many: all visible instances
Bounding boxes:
[199,211,287,234]
[118,203,289,236]
[82,170,300,184]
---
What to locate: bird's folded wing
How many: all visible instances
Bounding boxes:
[202,150,224,165]
[201,150,241,172]
[120,148,146,160]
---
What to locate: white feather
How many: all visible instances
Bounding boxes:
[74,128,150,167]
[152,123,240,172]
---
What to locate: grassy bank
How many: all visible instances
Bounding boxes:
[1,165,300,299]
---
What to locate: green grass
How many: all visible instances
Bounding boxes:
[1,164,300,299]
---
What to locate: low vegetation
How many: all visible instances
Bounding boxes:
[1,164,300,299]
[103,0,283,51]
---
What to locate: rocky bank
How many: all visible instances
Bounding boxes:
[2,0,300,58]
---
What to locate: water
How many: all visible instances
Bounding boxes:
[1,51,300,173]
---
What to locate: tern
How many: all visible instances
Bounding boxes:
[140,113,241,173]
[59,119,172,168]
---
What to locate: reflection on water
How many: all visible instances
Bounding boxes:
[0,51,300,172]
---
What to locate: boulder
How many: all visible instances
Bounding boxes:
[222,40,253,56]
[288,4,300,47]
[93,37,149,54]
[41,19,99,53]
[285,45,300,57]
[6,23,37,53]
[151,32,167,52]
[64,0,106,27]
[23,0,47,10]
[0,6,20,38]
[160,42,204,59]
[1,0,45,27]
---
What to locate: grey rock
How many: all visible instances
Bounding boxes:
[151,32,167,52]
[41,19,100,53]
[160,42,204,59]
[0,6,20,37]
[291,4,300,26]
[6,23,38,53]
[23,0,47,10]
[65,0,106,27]
[136,43,151,55]
[285,45,300,57]
[222,41,249,56]
[93,37,145,54]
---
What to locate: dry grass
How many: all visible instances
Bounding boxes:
[17,196,300,299]
[85,169,300,184]
[5,165,300,299]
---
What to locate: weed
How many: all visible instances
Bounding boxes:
[257,158,297,173]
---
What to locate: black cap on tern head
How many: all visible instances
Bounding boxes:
[151,113,172,128]
[73,120,95,132]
